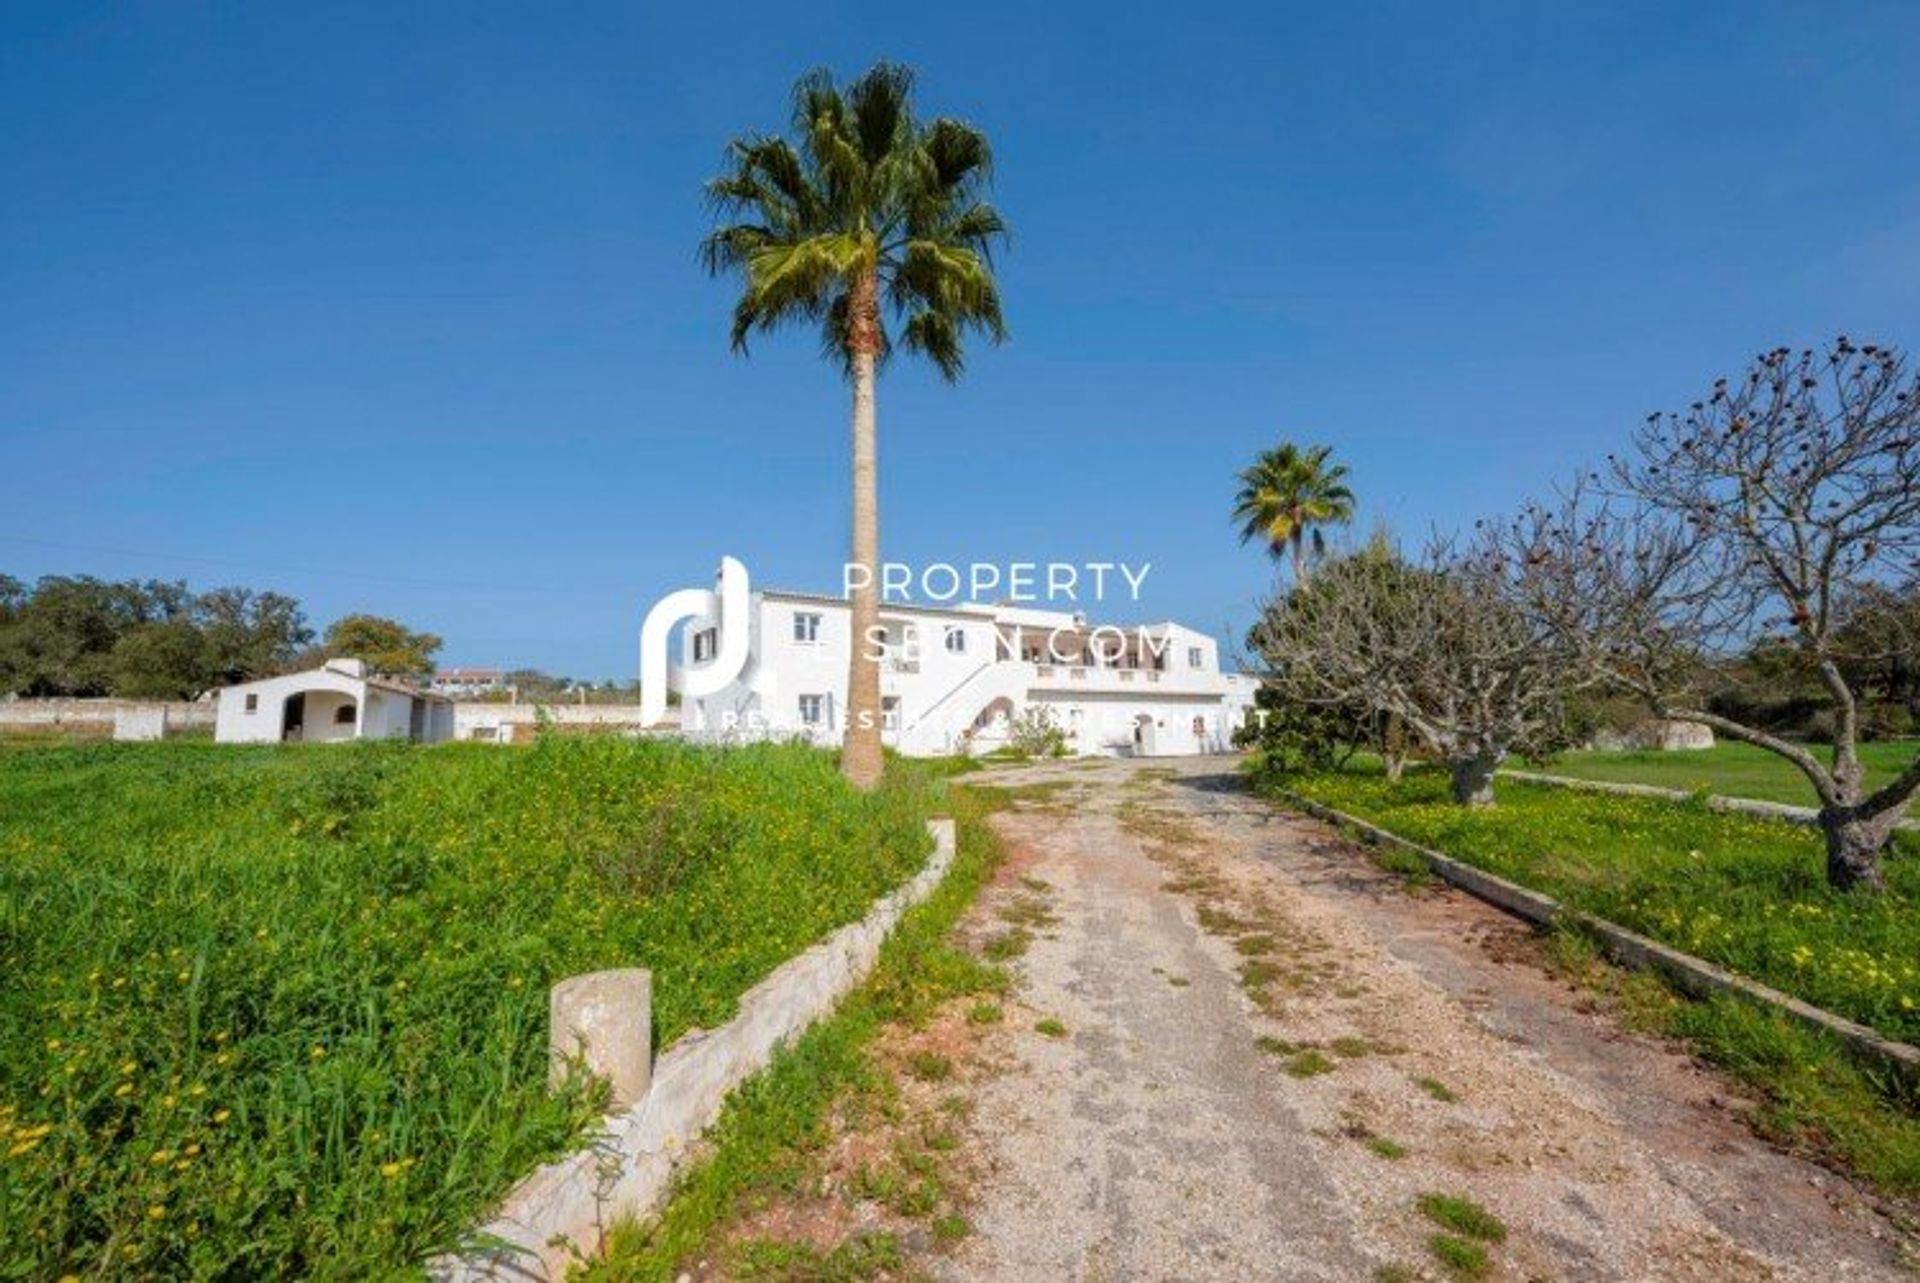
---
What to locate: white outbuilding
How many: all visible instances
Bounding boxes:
[214,658,455,745]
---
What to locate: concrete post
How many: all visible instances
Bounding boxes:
[549,968,652,1108]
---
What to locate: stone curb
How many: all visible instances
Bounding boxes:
[1268,787,1920,1084]
[431,817,959,1282]
[1498,768,1920,833]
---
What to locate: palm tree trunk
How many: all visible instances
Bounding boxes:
[1291,530,1309,589]
[841,269,885,791]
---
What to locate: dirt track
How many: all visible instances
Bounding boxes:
[937,757,1914,1282]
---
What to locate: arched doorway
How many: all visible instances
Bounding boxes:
[1132,713,1158,757]
[280,692,306,742]
[966,696,1017,752]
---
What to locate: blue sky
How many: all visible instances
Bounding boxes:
[4,2,1917,676]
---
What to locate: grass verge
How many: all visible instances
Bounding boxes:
[579,782,1013,1281]
[1257,759,1920,1195]
[1256,762,1920,1045]
[1546,925,1920,1193]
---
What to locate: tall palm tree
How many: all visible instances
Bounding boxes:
[702,63,1007,790]
[1233,443,1355,588]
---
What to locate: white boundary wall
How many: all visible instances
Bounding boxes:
[0,698,213,735]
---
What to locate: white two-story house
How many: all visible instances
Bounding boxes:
[681,589,1258,757]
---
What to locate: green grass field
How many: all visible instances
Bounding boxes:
[1544,740,1917,807]
[0,738,940,1279]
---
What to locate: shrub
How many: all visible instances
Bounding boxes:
[1006,707,1068,759]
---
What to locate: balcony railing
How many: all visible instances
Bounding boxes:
[1025,662,1210,691]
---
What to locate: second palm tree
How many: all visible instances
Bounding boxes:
[1233,443,1355,588]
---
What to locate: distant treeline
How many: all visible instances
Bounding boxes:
[0,574,442,701]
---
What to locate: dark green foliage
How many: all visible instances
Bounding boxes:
[319,613,442,682]
[1237,682,1373,771]
[0,575,312,698]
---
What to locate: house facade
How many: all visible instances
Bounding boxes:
[214,659,455,744]
[681,590,1258,757]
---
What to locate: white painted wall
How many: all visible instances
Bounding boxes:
[302,689,360,743]
[360,689,415,741]
[112,706,169,741]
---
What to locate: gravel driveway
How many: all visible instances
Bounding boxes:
[941,757,1914,1282]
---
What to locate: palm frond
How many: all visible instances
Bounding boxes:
[847,62,915,166]
[900,310,962,380]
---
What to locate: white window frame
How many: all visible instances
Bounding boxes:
[944,626,967,655]
[793,611,822,644]
[1187,646,1204,668]
[692,628,718,662]
[798,694,825,727]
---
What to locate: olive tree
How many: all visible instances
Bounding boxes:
[1505,339,1920,891]
[1252,538,1581,805]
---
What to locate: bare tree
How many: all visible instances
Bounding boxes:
[1506,339,1920,891]
[1253,537,1581,805]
